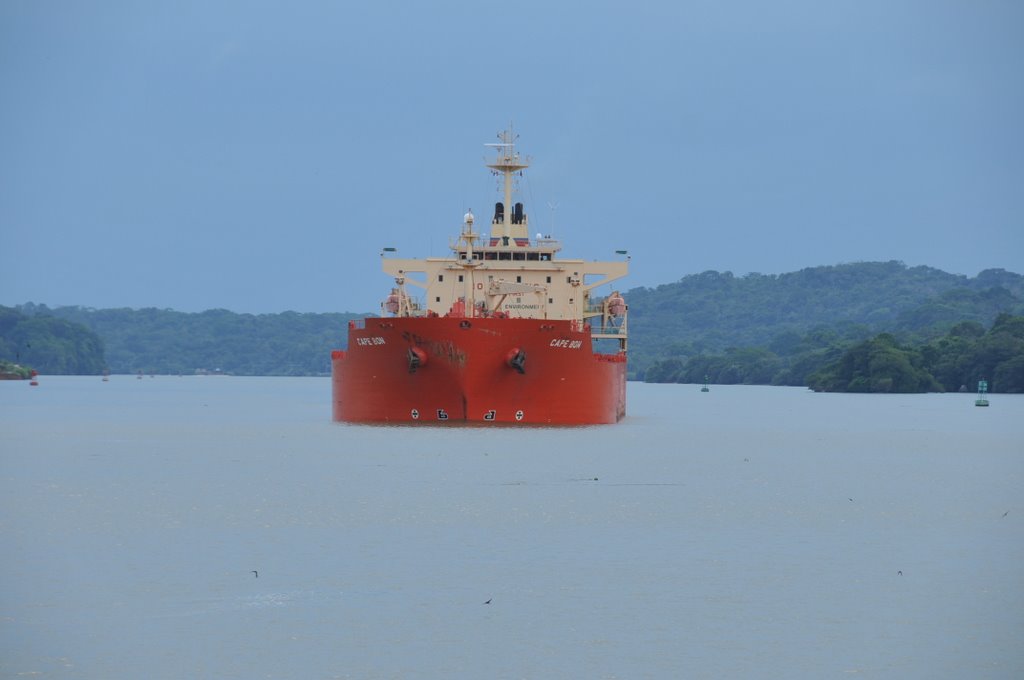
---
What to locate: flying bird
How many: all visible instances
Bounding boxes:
[252,570,259,578]
[483,598,492,605]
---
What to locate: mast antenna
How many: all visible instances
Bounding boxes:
[484,124,529,241]
[547,201,559,235]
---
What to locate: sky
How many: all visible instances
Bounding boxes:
[2,0,1022,314]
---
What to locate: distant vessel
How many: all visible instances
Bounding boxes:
[331,128,629,424]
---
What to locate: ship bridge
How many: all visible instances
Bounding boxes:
[378,127,629,350]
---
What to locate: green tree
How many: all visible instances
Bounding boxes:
[26,304,366,376]
[808,334,939,393]
[0,306,106,374]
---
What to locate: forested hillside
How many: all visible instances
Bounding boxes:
[647,314,1024,393]
[16,304,364,376]
[8,261,1022,380]
[806,315,1024,393]
[0,306,106,375]
[625,262,1024,379]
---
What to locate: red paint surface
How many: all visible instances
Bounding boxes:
[332,317,626,424]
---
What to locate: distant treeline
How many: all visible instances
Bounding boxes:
[4,261,1023,386]
[646,315,1024,393]
[8,304,364,376]
[625,261,1023,380]
[1,306,106,375]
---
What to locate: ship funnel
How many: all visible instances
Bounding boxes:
[513,202,524,225]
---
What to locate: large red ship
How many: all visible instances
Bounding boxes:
[331,128,629,424]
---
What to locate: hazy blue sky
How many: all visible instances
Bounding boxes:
[2,0,1021,314]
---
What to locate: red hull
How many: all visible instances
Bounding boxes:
[332,317,626,424]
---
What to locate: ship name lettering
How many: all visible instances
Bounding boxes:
[549,339,583,349]
[356,336,387,346]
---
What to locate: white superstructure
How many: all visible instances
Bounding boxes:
[380,127,629,345]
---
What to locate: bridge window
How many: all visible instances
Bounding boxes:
[516,276,522,283]
[458,275,464,282]
[438,274,444,282]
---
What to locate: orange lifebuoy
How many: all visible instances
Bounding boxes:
[476,282,483,290]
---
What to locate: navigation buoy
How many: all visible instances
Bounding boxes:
[975,379,989,407]
[701,375,710,393]
[29,369,39,387]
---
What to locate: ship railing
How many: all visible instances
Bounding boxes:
[590,317,627,334]
[584,306,628,323]
[348,319,366,329]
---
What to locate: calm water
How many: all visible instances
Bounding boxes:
[1,377,1022,679]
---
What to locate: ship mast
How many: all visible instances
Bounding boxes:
[485,126,529,242]
[462,209,477,313]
